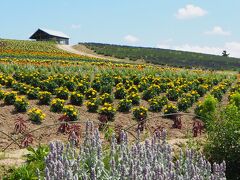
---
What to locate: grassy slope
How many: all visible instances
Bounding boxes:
[0,39,101,62]
[81,42,240,71]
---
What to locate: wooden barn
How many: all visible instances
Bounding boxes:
[29,28,70,45]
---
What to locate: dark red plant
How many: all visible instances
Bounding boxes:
[58,115,71,134]
[14,117,27,134]
[68,124,81,145]
[98,114,108,130]
[21,133,33,148]
[172,115,182,129]
[192,120,204,137]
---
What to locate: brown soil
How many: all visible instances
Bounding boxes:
[0,97,200,152]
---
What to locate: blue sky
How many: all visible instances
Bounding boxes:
[1,0,240,57]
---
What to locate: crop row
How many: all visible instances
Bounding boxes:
[0,68,233,124]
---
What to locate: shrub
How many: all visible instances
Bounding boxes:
[0,89,5,100]
[204,104,240,179]
[100,84,113,94]
[196,84,209,96]
[163,103,178,114]
[14,96,29,112]
[38,91,51,105]
[55,87,69,100]
[85,88,97,99]
[27,87,40,99]
[133,106,148,121]
[28,108,45,123]
[127,92,140,105]
[98,103,116,121]
[142,84,161,101]
[148,96,168,112]
[4,91,17,105]
[166,88,183,101]
[76,82,88,94]
[85,98,99,112]
[64,80,76,91]
[63,105,78,121]
[99,93,113,105]
[127,85,138,94]
[177,97,192,112]
[91,78,101,92]
[50,98,65,112]
[194,95,217,123]
[229,92,240,108]
[117,99,132,112]
[70,92,84,106]
[114,84,127,99]
[211,87,224,101]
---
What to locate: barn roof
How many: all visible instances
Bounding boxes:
[40,28,70,39]
[30,28,70,39]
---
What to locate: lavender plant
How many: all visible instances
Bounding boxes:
[42,122,226,180]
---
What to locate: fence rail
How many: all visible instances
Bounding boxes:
[0,112,204,152]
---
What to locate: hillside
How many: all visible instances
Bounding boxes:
[80,42,240,71]
[0,39,102,62]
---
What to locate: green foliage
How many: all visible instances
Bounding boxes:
[70,92,84,106]
[99,103,116,121]
[85,88,97,99]
[195,95,218,124]
[38,91,51,105]
[63,105,78,121]
[27,87,40,99]
[0,89,5,100]
[127,92,140,105]
[118,99,132,112]
[50,98,65,112]
[103,126,115,142]
[163,103,178,114]
[5,145,49,180]
[82,42,240,71]
[166,88,183,101]
[26,145,49,164]
[229,92,240,108]
[28,108,45,123]
[148,96,168,112]
[4,91,17,105]
[55,87,69,100]
[85,98,99,112]
[114,84,127,99]
[133,106,148,121]
[204,104,240,179]
[14,96,29,112]
[99,93,114,105]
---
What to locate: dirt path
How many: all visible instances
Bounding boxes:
[57,45,105,59]
[0,149,27,166]
[57,44,138,63]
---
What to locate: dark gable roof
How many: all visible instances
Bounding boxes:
[30,28,70,39]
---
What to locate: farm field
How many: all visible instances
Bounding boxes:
[80,42,240,71]
[0,39,105,62]
[0,40,237,149]
[0,39,239,179]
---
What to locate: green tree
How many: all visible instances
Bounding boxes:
[222,50,230,57]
